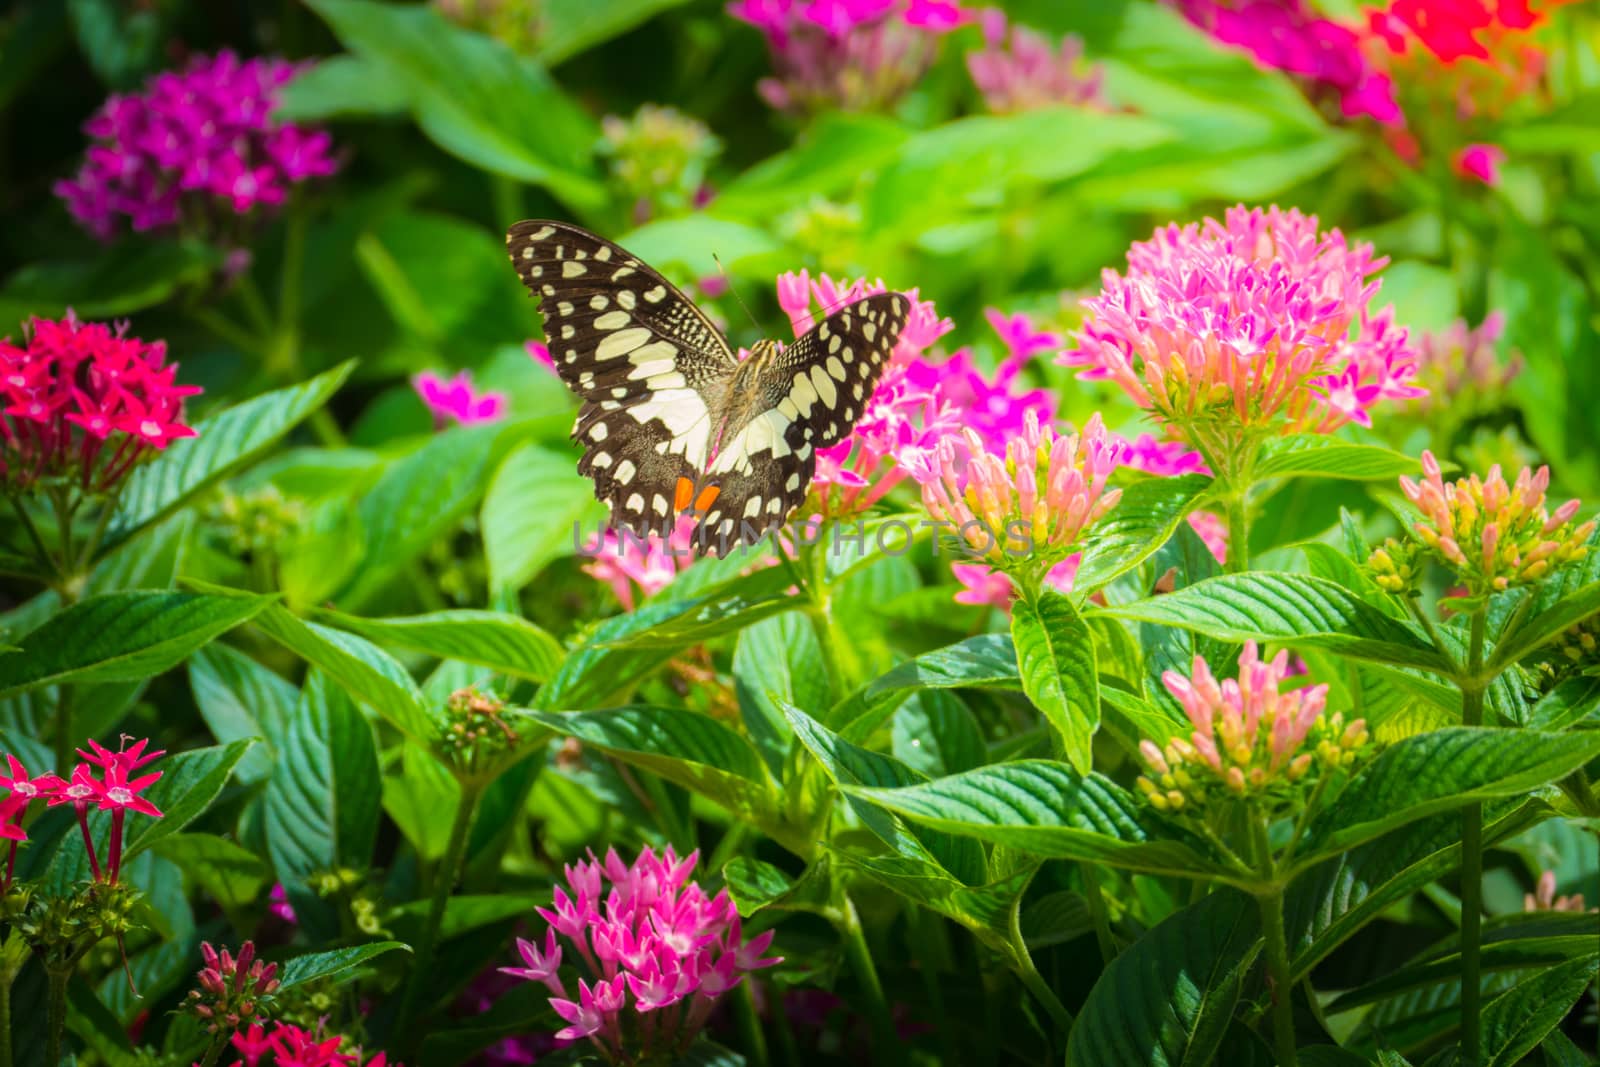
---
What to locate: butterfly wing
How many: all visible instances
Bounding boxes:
[696,292,911,551]
[507,220,738,537]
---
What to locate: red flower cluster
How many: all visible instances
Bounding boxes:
[1368,0,1546,64]
[223,1021,395,1067]
[0,738,164,889]
[1,314,199,493]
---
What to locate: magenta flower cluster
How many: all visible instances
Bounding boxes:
[222,1021,394,1067]
[501,846,779,1063]
[1,314,198,493]
[967,10,1109,113]
[411,369,507,429]
[55,51,338,242]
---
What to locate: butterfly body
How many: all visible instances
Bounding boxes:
[507,219,910,553]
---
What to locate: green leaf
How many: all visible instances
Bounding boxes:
[150,833,269,913]
[1256,436,1422,481]
[1101,572,1450,672]
[844,761,1222,878]
[1480,954,1599,1067]
[535,602,686,710]
[126,739,255,858]
[721,857,836,918]
[733,611,824,776]
[482,441,605,594]
[1524,675,1600,730]
[187,643,297,785]
[524,707,786,843]
[0,592,271,698]
[1487,580,1600,673]
[834,633,1021,741]
[263,672,382,936]
[277,941,411,991]
[615,216,785,281]
[336,422,513,608]
[303,0,602,211]
[1011,587,1098,773]
[712,113,911,221]
[247,600,433,741]
[318,608,565,683]
[537,0,694,64]
[275,54,409,120]
[1066,890,1259,1067]
[1075,474,1212,590]
[1295,729,1600,869]
[0,241,218,328]
[102,363,355,554]
[382,742,462,861]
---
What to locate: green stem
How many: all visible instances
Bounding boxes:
[1079,862,1117,967]
[837,896,901,1067]
[1459,608,1488,1067]
[1225,488,1250,573]
[733,979,770,1067]
[7,494,57,579]
[399,782,481,1051]
[0,965,12,1067]
[197,1034,229,1067]
[1252,817,1296,1067]
[185,306,270,358]
[44,966,69,1067]
[1008,895,1073,1036]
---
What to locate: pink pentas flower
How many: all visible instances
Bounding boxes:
[1063,205,1420,471]
[55,51,338,244]
[1453,142,1505,184]
[1,314,199,495]
[580,515,697,610]
[1176,0,1402,125]
[502,845,781,1064]
[730,0,972,113]
[967,10,1109,113]
[42,737,164,885]
[412,370,507,429]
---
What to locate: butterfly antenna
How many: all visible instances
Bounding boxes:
[712,253,764,334]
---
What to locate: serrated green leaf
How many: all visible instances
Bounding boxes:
[834,633,1021,741]
[150,833,269,912]
[278,941,411,991]
[263,672,382,939]
[1480,954,1599,1067]
[733,611,824,776]
[188,643,297,785]
[101,363,354,554]
[1487,579,1600,673]
[1294,729,1600,870]
[318,608,565,682]
[1075,474,1212,589]
[482,441,605,594]
[0,592,270,698]
[844,760,1223,878]
[1257,436,1422,480]
[1066,890,1259,1067]
[1102,572,1449,672]
[524,707,787,846]
[1011,587,1098,773]
[126,739,255,857]
[721,856,836,918]
[303,0,602,210]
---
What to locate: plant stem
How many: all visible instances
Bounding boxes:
[44,966,69,1067]
[1459,608,1488,1067]
[1250,815,1296,1066]
[837,896,901,1067]
[1007,894,1073,1036]
[1079,862,1117,967]
[398,782,481,1052]
[7,494,57,579]
[1258,889,1297,1067]
[733,979,770,1067]
[1225,488,1250,573]
[0,967,11,1067]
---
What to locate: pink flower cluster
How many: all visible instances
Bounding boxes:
[1395,451,1593,596]
[581,516,698,610]
[1064,205,1421,470]
[1138,641,1368,809]
[729,0,972,112]
[412,369,507,429]
[221,1021,394,1067]
[1,314,199,493]
[55,51,338,242]
[1175,0,1401,124]
[1409,311,1521,413]
[916,408,1123,568]
[967,10,1108,113]
[184,940,280,1035]
[1,738,163,889]
[502,846,780,1063]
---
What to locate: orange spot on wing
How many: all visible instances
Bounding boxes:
[693,484,721,513]
[674,477,695,511]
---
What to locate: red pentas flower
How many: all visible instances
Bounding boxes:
[43,736,165,885]
[0,753,63,889]
[0,313,198,494]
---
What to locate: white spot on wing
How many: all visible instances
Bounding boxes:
[597,327,651,360]
[563,260,587,278]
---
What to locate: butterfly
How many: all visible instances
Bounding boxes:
[507,220,911,554]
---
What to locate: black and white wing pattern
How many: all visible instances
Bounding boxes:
[506,220,737,537]
[695,293,910,549]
